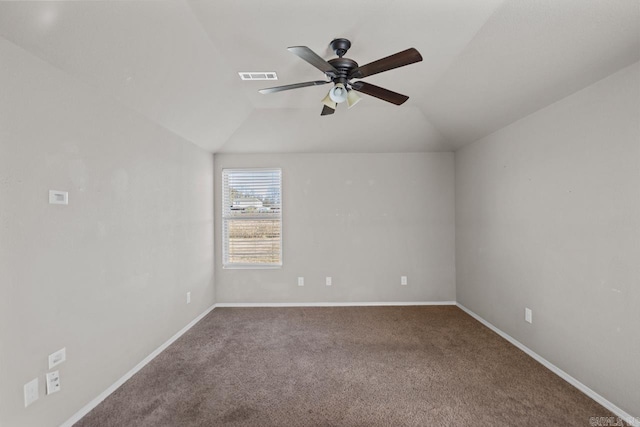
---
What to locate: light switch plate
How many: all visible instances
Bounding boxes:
[24,378,39,407]
[525,308,533,324]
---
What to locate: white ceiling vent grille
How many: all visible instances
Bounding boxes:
[238,72,278,81]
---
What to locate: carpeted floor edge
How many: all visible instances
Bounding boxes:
[456,303,638,427]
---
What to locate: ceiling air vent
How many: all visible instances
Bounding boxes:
[238,72,278,81]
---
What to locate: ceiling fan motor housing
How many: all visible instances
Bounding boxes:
[327,57,358,86]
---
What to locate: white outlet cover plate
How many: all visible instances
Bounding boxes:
[326,277,332,286]
[46,371,61,395]
[525,308,533,323]
[24,378,38,407]
[48,347,66,369]
[401,276,408,285]
[297,277,304,286]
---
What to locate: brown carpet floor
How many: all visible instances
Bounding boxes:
[75,306,618,426]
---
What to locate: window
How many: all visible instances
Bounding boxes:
[222,168,282,268]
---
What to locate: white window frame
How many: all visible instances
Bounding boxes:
[222,168,282,269]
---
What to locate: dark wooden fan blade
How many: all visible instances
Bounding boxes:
[258,80,330,94]
[349,48,422,79]
[351,81,409,105]
[288,46,339,76]
[321,105,335,116]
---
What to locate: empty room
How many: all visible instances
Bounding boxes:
[1,1,638,426]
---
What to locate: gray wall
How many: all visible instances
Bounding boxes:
[0,40,215,426]
[455,62,640,415]
[2,28,635,425]
[214,153,456,303]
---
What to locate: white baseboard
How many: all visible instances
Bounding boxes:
[456,303,638,427]
[60,304,216,427]
[214,301,457,307]
[61,301,636,427]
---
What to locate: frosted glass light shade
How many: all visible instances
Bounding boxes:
[321,92,337,110]
[347,90,361,109]
[329,83,348,103]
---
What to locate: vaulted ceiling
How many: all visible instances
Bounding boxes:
[1,0,638,153]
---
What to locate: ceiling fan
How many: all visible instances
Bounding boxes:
[258,38,423,116]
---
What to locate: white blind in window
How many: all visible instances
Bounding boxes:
[222,168,282,268]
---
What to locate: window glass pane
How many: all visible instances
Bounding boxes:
[225,219,281,265]
[222,168,282,268]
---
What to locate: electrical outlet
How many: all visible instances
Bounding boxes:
[525,308,533,324]
[297,277,304,287]
[46,371,61,395]
[401,276,408,286]
[24,378,39,407]
[186,292,191,304]
[326,277,332,286]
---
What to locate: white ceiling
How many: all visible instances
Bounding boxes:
[1,0,638,153]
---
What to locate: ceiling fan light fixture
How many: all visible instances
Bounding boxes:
[329,83,348,103]
[346,89,361,109]
[260,39,422,116]
[321,92,337,110]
